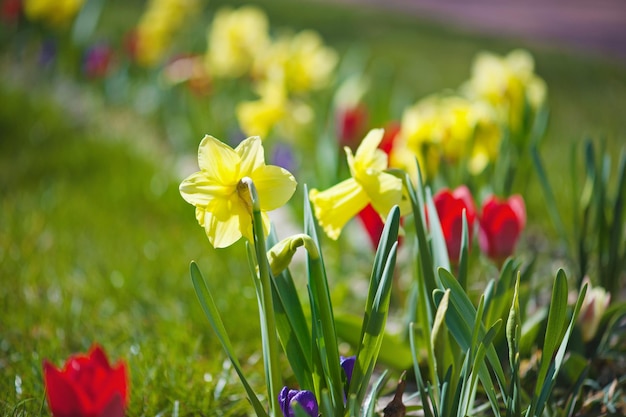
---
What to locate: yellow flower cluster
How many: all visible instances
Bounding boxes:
[23,0,85,28]
[388,49,546,182]
[390,94,502,180]
[134,0,199,67]
[205,6,270,79]
[203,5,338,139]
[462,49,546,134]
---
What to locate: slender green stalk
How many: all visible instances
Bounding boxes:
[242,177,282,417]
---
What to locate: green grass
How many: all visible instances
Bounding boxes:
[0,84,263,416]
[1,0,625,415]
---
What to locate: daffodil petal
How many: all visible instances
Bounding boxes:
[348,128,388,178]
[362,171,404,218]
[253,165,297,211]
[195,206,206,227]
[180,171,233,207]
[354,128,384,163]
[203,196,249,248]
[198,135,240,184]
[309,178,368,240]
[236,136,265,175]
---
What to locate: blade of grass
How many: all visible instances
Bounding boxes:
[190,262,269,417]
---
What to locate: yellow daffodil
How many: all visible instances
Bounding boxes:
[236,79,287,138]
[468,101,502,174]
[134,0,199,67]
[309,129,408,240]
[180,135,297,248]
[463,49,546,133]
[390,94,503,179]
[254,30,338,94]
[206,5,270,78]
[390,95,453,180]
[23,0,84,28]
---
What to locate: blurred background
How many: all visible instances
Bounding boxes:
[1,0,624,415]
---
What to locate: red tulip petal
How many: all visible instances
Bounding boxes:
[491,211,521,258]
[508,195,526,229]
[44,361,88,417]
[358,204,385,249]
[98,393,125,417]
[452,186,476,224]
[89,345,112,369]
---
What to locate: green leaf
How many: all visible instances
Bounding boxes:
[271,267,314,390]
[362,370,390,417]
[334,312,413,370]
[190,262,268,417]
[425,187,451,272]
[438,269,508,405]
[530,281,587,417]
[247,179,282,417]
[505,276,521,417]
[607,147,626,294]
[530,145,570,251]
[519,307,547,356]
[351,241,399,408]
[457,210,470,291]
[404,171,439,305]
[409,323,436,417]
[303,185,344,412]
[533,269,568,398]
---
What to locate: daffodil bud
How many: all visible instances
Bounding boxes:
[267,234,318,276]
[577,277,611,342]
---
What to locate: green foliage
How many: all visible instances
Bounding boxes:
[533,138,626,296]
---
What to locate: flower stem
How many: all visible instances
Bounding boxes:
[241,177,282,417]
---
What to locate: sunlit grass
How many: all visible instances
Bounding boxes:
[0,85,263,415]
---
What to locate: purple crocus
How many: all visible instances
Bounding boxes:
[340,355,356,386]
[279,386,318,417]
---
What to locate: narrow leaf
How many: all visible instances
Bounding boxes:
[190,262,268,417]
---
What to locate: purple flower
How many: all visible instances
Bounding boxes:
[279,386,318,417]
[340,355,356,386]
[83,43,113,79]
[272,142,296,175]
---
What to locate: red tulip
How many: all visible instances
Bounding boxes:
[433,185,477,262]
[478,194,526,264]
[379,121,400,156]
[1,0,21,24]
[358,203,384,249]
[43,345,129,417]
[336,104,368,149]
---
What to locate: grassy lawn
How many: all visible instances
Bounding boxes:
[1,0,625,415]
